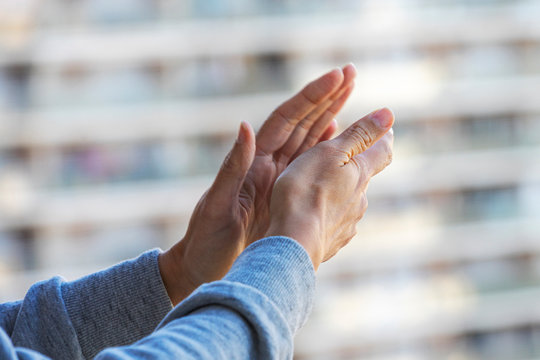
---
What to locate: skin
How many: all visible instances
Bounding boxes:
[160,64,357,305]
[265,108,395,270]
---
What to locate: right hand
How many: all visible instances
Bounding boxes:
[265,108,394,270]
[160,65,356,304]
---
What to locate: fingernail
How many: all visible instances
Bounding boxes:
[344,62,357,72]
[237,122,247,144]
[326,66,342,75]
[370,108,394,128]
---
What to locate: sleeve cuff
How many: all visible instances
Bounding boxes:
[159,236,316,336]
[223,236,316,334]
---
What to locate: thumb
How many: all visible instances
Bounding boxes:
[208,122,256,202]
[333,107,394,159]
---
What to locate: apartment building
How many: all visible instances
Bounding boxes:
[1,0,540,358]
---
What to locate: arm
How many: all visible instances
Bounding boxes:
[5,250,172,360]
[96,108,394,359]
[0,65,357,359]
[0,237,313,360]
[1,107,393,359]
[0,301,21,337]
[96,237,314,360]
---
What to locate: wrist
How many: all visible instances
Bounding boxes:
[265,214,324,271]
[158,242,197,306]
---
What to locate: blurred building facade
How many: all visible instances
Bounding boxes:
[1,0,540,359]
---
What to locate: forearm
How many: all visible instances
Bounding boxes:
[96,237,316,360]
[0,301,22,337]
[60,249,173,359]
[6,250,172,359]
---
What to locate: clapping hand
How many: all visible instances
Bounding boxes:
[266,108,394,270]
[160,65,357,304]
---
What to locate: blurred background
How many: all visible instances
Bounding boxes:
[1,0,540,359]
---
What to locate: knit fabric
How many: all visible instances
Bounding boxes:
[0,236,315,359]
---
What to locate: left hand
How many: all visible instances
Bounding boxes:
[159,64,357,305]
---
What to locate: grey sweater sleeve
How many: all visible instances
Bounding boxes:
[1,237,316,359]
[96,236,316,360]
[7,249,173,359]
[0,301,22,337]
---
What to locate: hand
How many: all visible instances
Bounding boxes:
[160,65,357,305]
[265,108,394,270]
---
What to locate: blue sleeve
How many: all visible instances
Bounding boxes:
[0,250,173,359]
[95,236,316,360]
[0,236,315,360]
[0,301,21,337]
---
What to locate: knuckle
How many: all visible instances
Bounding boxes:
[355,191,368,212]
[347,226,357,241]
[382,137,393,154]
[272,108,297,130]
[316,140,333,152]
[297,118,313,131]
[303,131,321,148]
[222,152,234,168]
[347,126,373,153]
[386,150,393,166]
[361,191,368,209]
[301,88,319,107]
[355,156,370,175]
[382,143,393,167]
[221,150,239,173]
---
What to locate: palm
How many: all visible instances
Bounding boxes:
[239,153,283,244]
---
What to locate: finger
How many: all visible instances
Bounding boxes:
[355,129,394,178]
[208,122,256,204]
[278,65,356,162]
[334,107,394,161]
[290,83,355,160]
[294,64,356,140]
[256,67,344,155]
[303,62,355,133]
[318,119,338,142]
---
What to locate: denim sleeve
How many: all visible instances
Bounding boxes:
[0,249,173,360]
[95,236,316,360]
